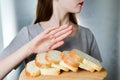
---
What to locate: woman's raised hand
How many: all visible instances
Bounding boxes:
[29,24,72,54]
[0,24,72,79]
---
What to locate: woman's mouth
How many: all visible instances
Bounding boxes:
[79,1,84,6]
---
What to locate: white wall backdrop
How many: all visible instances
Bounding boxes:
[0,0,119,80]
[0,0,17,48]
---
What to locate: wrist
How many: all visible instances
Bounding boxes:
[23,42,35,57]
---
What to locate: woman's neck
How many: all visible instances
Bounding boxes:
[40,1,70,30]
[39,1,78,37]
[40,14,70,29]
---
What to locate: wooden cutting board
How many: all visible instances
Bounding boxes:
[19,68,107,80]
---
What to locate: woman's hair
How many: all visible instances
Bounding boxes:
[34,0,77,24]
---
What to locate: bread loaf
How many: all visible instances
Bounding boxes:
[25,49,103,77]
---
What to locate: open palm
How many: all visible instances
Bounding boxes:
[30,24,72,53]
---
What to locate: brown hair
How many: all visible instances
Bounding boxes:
[34,0,77,24]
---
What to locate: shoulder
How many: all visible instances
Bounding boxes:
[14,24,40,41]
[24,23,43,39]
[77,25,93,36]
[17,26,28,37]
[26,23,40,31]
[26,23,43,32]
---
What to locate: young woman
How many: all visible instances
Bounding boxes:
[0,0,102,79]
[33,0,102,61]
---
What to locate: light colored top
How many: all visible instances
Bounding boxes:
[0,23,102,66]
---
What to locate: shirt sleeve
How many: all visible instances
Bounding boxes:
[87,29,102,62]
[0,27,29,60]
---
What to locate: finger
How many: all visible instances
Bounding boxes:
[43,25,59,34]
[48,24,69,35]
[36,25,59,39]
[55,30,72,42]
[50,41,64,50]
[34,34,49,46]
[54,25,72,38]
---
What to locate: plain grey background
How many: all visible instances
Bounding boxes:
[0,0,119,80]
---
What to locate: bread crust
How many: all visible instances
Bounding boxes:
[35,54,51,68]
[83,59,102,71]
[70,49,83,62]
[70,49,102,72]
[39,67,60,75]
[35,59,51,68]
[60,60,78,72]
[25,61,40,77]
[25,68,40,77]
[51,63,69,72]
[79,63,95,72]
[61,52,78,67]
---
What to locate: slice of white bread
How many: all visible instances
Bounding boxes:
[46,50,69,71]
[25,60,40,77]
[39,67,60,75]
[61,51,79,67]
[51,63,69,72]
[35,53,51,68]
[79,63,95,72]
[60,60,78,72]
[70,49,102,71]
[46,50,61,64]
[60,51,79,72]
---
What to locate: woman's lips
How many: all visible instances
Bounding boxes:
[79,2,84,6]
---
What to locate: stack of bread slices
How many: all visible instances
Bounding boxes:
[25,49,103,77]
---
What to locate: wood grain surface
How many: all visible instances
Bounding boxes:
[19,68,107,80]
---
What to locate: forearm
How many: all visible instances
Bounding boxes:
[0,24,72,79]
[0,43,33,79]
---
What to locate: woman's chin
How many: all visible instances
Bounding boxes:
[71,9,82,13]
[74,7,82,13]
[76,9,82,13]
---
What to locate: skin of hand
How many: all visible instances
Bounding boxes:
[28,24,73,54]
[0,24,72,79]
